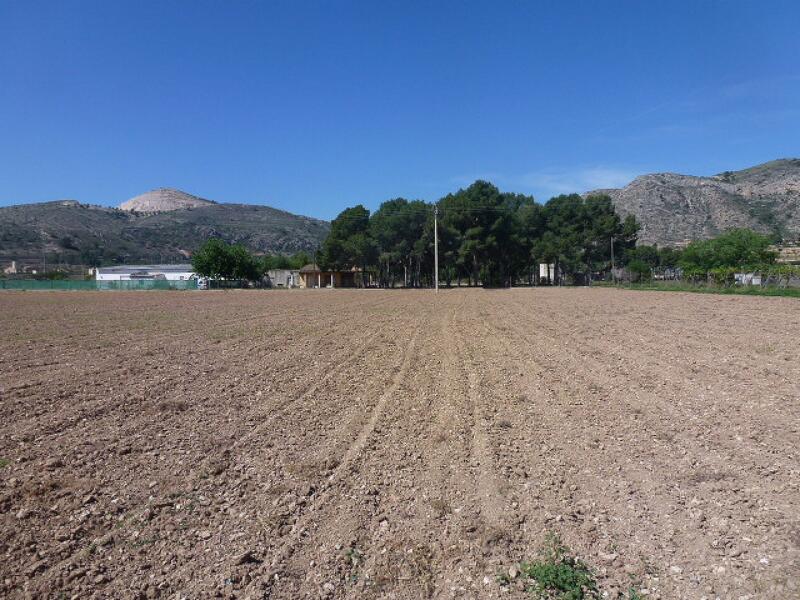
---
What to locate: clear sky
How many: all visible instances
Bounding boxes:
[1,1,798,219]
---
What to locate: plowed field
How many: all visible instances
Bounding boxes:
[1,289,798,599]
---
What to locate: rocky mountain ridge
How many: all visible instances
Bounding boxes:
[0,191,329,267]
[587,158,800,246]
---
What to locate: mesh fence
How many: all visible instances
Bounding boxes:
[0,280,198,291]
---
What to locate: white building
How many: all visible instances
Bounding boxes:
[95,264,196,281]
[539,263,556,283]
[266,269,300,287]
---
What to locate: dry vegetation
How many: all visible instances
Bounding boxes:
[0,288,798,599]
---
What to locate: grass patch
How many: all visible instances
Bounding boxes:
[612,282,800,298]
[0,458,10,468]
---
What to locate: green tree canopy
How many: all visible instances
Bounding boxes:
[320,205,374,269]
[439,181,526,286]
[261,250,312,271]
[370,198,430,286]
[314,181,644,287]
[192,238,262,280]
[679,229,777,275]
[533,193,638,284]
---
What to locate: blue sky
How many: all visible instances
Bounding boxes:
[1,1,798,219]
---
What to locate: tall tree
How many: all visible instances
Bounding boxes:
[370,199,429,286]
[319,205,377,286]
[440,181,519,286]
[516,200,545,284]
[319,205,371,270]
[192,238,262,281]
[538,194,639,284]
[192,238,235,279]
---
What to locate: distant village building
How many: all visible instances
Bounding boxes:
[734,272,762,286]
[95,264,195,281]
[298,264,357,288]
[266,269,300,288]
[772,243,800,265]
[3,261,17,275]
[538,263,556,284]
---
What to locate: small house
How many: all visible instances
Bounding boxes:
[298,264,357,288]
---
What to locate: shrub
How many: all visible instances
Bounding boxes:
[627,260,651,283]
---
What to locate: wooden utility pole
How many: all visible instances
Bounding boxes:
[610,236,616,284]
[434,204,439,293]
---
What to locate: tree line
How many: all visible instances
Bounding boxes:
[191,180,793,288]
[319,180,639,287]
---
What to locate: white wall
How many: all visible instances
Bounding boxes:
[96,270,195,281]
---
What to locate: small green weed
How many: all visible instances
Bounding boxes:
[0,458,10,468]
[343,546,363,584]
[129,536,158,549]
[345,546,363,567]
[615,281,800,298]
[507,534,646,599]
[518,533,599,599]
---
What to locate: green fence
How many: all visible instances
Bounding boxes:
[0,279,198,291]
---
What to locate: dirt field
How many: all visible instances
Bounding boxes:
[1,288,798,599]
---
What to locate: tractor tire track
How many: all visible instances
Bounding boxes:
[253,324,422,597]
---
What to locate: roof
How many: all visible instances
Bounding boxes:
[96,264,194,274]
[298,264,363,274]
[299,263,320,273]
[267,269,300,275]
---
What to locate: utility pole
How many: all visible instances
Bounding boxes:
[433,204,439,293]
[610,236,616,285]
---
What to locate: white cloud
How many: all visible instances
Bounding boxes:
[515,166,640,196]
[447,166,642,200]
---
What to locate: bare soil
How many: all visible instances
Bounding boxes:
[1,288,798,599]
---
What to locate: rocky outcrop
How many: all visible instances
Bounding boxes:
[119,188,216,212]
[587,159,800,246]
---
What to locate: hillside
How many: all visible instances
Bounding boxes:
[0,192,329,268]
[587,158,800,246]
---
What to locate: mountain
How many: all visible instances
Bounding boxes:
[119,188,216,212]
[0,190,329,268]
[587,159,800,246]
